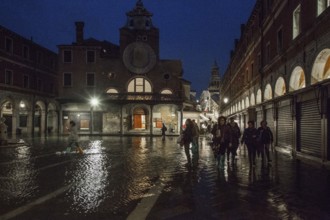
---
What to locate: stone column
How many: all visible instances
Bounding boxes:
[27,108,33,135]
[120,105,123,135]
[150,105,153,136]
[11,102,18,136]
[40,109,46,135]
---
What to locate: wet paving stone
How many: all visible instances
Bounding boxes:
[0,136,330,219]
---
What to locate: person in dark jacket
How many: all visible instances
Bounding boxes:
[241,120,258,167]
[257,120,274,165]
[227,117,241,164]
[182,119,194,166]
[161,123,167,141]
[211,116,232,170]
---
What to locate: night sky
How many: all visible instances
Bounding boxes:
[1,0,255,95]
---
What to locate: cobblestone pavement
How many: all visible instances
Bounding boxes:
[147,138,330,220]
[0,136,330,220]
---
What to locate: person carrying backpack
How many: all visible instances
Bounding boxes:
[161,123,167,141]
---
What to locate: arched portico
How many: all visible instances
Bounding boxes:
[311,48,330,84]
[289,66,306,91]
[275,77,286,97]
[264,84,273,101]
[256,89,262,104]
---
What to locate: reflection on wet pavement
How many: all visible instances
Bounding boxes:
[0,136,329,219]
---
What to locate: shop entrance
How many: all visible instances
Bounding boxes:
[133,108,148,129]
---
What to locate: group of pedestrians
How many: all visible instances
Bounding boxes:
[180,115,274,170]
[241,120,273,167]
[210,116,241,169]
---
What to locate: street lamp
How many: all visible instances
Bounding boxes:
[90,97,99,134]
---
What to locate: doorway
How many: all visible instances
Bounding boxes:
[133,107,148,129]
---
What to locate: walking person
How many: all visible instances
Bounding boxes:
[182,119,194,167]
[66,120,83,154]
[211,116,232,170]
[227,117,241,164]
[241,120,258,167]
[191,119,200,154]
[161,123,167,141]
[257,120,273,166]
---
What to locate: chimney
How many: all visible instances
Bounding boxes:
[75,21,84,44]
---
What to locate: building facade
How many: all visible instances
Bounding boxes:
[0,25,58,136]
[57,1,189,135]
[220,0,330,165]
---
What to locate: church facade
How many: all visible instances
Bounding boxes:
[57,1,190,135]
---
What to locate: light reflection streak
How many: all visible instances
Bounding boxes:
[7,145,37,200]
[71,140,108,213]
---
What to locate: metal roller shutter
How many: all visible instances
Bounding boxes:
[327,99,330,160]
[277,105,293,149]
[328,99,330,161]
[297,100,321,158]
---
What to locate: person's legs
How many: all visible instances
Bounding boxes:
[231,144,238,163]
[219,154,225,169]
[247,145,253,167]
[260,144,265,166]
[265,143,271,162]
[66,142,73,152]
[252,146,257,166]
[226,148,230,162]
[184,143,191,165]
[192,137,199,154]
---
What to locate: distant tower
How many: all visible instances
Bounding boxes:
[208,60,221,95]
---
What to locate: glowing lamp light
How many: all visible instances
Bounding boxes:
[90,98,99,107]
[19,102,26,108]
[223,97,229,104]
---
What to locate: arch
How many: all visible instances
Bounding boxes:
[289,66,306,91]
[0,99,14,134]
[106,88,119,94]
[160,89,173,94]
[35,100,46,134]
[250,93,255,106]
[264,83,273,101]
[245,97,250,108]
[127,77,152,93]
[256,89,262,104]
[311,48,330,84]
[241,99,245,109]
[274,77,286,97]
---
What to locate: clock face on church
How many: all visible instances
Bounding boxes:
[123,42,157,74]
